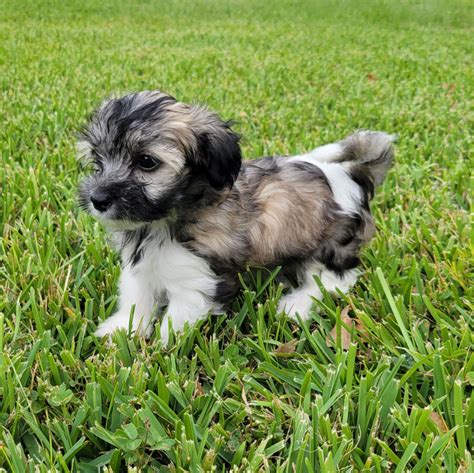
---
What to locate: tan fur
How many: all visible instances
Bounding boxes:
[185,189,248,261]
[182,160,339,266]
[248,173,331,265]
[153,101,225,156]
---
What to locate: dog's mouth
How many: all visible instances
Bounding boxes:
[78,179,173,230]
[102,218,147,231]
[92,206,147,231]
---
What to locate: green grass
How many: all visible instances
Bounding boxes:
[1,0,473,471]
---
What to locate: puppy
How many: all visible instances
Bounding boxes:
[78,90,394,344]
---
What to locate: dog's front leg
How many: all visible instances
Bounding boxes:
[95,265,157,338]
[160,291,214,345]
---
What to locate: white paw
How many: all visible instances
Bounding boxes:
[95,312,130,337]
[278,293,314,321]
[159,307,210,346]
[95,311,154,338]
[320,269,359,295]
[158,315,191,347]
[160,317,171,346]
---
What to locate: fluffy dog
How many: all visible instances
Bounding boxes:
[78,90,394,344]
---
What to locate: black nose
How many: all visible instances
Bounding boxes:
[90,191,112,212]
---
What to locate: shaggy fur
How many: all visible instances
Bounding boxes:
[78,90,394,343]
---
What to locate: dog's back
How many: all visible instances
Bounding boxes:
[183,131,394,275]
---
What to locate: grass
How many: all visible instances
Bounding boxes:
[1,0,473,471]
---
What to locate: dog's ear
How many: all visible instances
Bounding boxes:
[190,119,242,189]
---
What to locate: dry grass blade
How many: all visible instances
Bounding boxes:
[274,339,298,354]
[326,306,353,350]
[429,411,449,433]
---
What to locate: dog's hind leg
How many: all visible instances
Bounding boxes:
[320,268,359,295]
[277,264,324,321]
[278,264,360,321]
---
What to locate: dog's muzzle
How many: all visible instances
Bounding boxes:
[90,190,113,212]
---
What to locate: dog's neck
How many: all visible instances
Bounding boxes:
[171,176,230,223]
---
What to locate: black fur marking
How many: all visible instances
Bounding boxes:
[314,209,368,276]
[289,160,332,189]
[214,275,240,304]
[189,125,242,189]
[317,242,361,275]
[337,214,363,246]
[80,170,214,224]
[114,95,177,145]
[350,165,375,207]
[129,227,149,267]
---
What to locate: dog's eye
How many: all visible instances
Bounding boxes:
[83,161,102,173]
[136,155,160,171]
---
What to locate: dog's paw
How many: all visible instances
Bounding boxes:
[160,319,170,347]
[95,312,154,338]
[158,314,182,347]
[95,312,131,337]
[278,293,315,322]
[320,269,359,295]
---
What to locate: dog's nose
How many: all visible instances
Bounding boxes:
[90,191,112,212]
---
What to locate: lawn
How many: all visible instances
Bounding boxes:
[1,0,473,471]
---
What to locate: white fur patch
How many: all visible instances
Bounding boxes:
[95,264,157,338]
[320,268,359,294]
[95,224,219,345]
[278,266,323,321]
[313,162,362,214]
[290,146,362,214]
[304,143,344,162]
[278,265,359,320]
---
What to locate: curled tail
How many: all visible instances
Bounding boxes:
[289,131,395,274]
[338,131,395,189]
[305,130,395,199]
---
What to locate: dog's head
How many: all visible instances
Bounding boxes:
[78,90,241,228]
